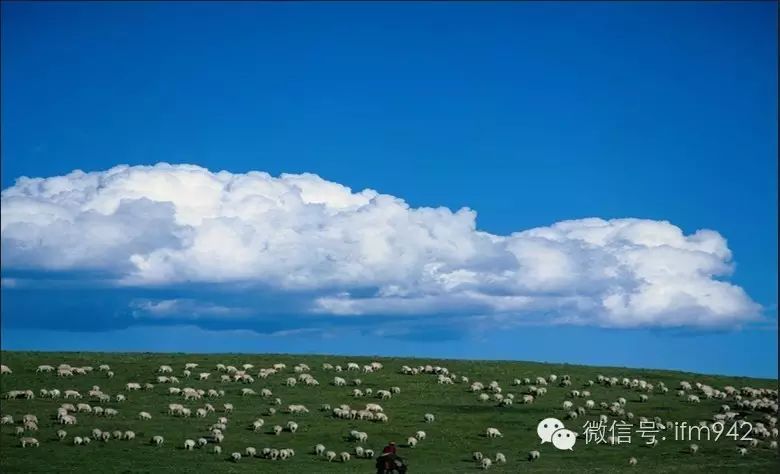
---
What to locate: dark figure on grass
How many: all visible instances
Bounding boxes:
[376,442,407,474]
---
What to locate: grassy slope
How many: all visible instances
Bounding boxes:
[0,351,777,473]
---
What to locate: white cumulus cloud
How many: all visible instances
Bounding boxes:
[0,163,760,328]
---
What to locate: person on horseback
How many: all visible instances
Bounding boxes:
[376,441,407,473]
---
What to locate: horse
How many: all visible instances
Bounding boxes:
[376,453,408,474]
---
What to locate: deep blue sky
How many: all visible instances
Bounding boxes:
[1,1,777,377]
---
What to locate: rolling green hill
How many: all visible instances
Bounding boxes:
[0,351,777,473]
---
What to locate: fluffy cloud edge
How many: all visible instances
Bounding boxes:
[0,163,762,329]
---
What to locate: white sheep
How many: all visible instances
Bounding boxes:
[629,457,637,466]
[340,451,351,462]
[184,439,196,450]
[528,450,540,461]
[231,452,242,462]
[245,446,257,457]
[486,427,503,438]
[689,444,699,454]
[57,429,67,440]
[416,430,427,440]
[20,437,39,447]
[73,436,83,445]
[213,445,222,454]
[481,458,492,469]
[315,443,326,456]
[0,365,12,375]
[424,413,435,423]
[407,437,418,448]
[495,452,506,463]
[326,451,337,462]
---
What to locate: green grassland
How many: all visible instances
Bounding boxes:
[0,351,777,473]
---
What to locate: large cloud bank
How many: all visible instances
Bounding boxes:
[1,163,759,328]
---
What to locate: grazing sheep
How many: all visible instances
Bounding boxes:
[273,425,283,435]
[287,421,299,433]
[738,447,748,456]
[350,430,368,443]
[473,452,484,461]
[152,436,164,446]
[340,451,351,462]
[528,450,540,461]
[231,452,242,462]
[212,446,222,454]
[20,437,39,447]
[481,458,492,469]
[245,447,257,457]
[629,457,638,466]
[124,431,135,441]
[184,439,196,450]
[73,436,83,446]
[416,430,426,440]
[407,437,418,448]
[315,444,326,456]
[486,427,502,438]
[326,451,337,462]
[138,411,152,420]
[689,444,699,454]
[424,413,435,423]
[639,394,649,402]
[57,429,67,440]
[495,452,506,463]
[0,365,12,375]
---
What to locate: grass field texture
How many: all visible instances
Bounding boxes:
[0,351,777,473]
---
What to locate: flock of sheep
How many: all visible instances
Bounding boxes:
[1,359,778,470]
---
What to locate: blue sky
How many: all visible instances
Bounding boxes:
[1,1,776,377]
